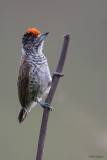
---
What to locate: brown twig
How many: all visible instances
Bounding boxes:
[36,34,70,160]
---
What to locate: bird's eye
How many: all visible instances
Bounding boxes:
[37,34,40,37]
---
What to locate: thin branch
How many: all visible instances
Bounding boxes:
[36,34,70,160]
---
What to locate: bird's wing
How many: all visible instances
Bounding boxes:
[17,57,30,108]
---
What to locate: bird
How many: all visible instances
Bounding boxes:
[17,28,52,123]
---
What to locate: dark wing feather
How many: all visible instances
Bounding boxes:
[17,57,30,108]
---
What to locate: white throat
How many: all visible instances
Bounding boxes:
[37,41,44,54]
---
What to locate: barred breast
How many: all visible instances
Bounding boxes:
[26,53,52,104]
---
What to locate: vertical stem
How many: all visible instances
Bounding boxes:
[36,34,70,160]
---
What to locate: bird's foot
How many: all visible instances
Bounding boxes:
[36,98,53,111]
[52,72,64,80]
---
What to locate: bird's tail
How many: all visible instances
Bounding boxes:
[18,108,27,123]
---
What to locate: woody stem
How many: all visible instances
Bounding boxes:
[36,34,70,160]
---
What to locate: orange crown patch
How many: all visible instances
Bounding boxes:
[27,28,41,35]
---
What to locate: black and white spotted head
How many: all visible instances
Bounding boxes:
[21,28,49,55]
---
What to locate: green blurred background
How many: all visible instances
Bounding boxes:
[0,0,107,160]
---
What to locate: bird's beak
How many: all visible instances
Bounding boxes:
[36,32,49,45]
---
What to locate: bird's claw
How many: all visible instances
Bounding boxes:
[36,99,53,111]
[52,72,64,80]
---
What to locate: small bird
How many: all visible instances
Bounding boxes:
[17,28,52,123]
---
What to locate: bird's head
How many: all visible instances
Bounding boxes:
[21,28,49,55]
